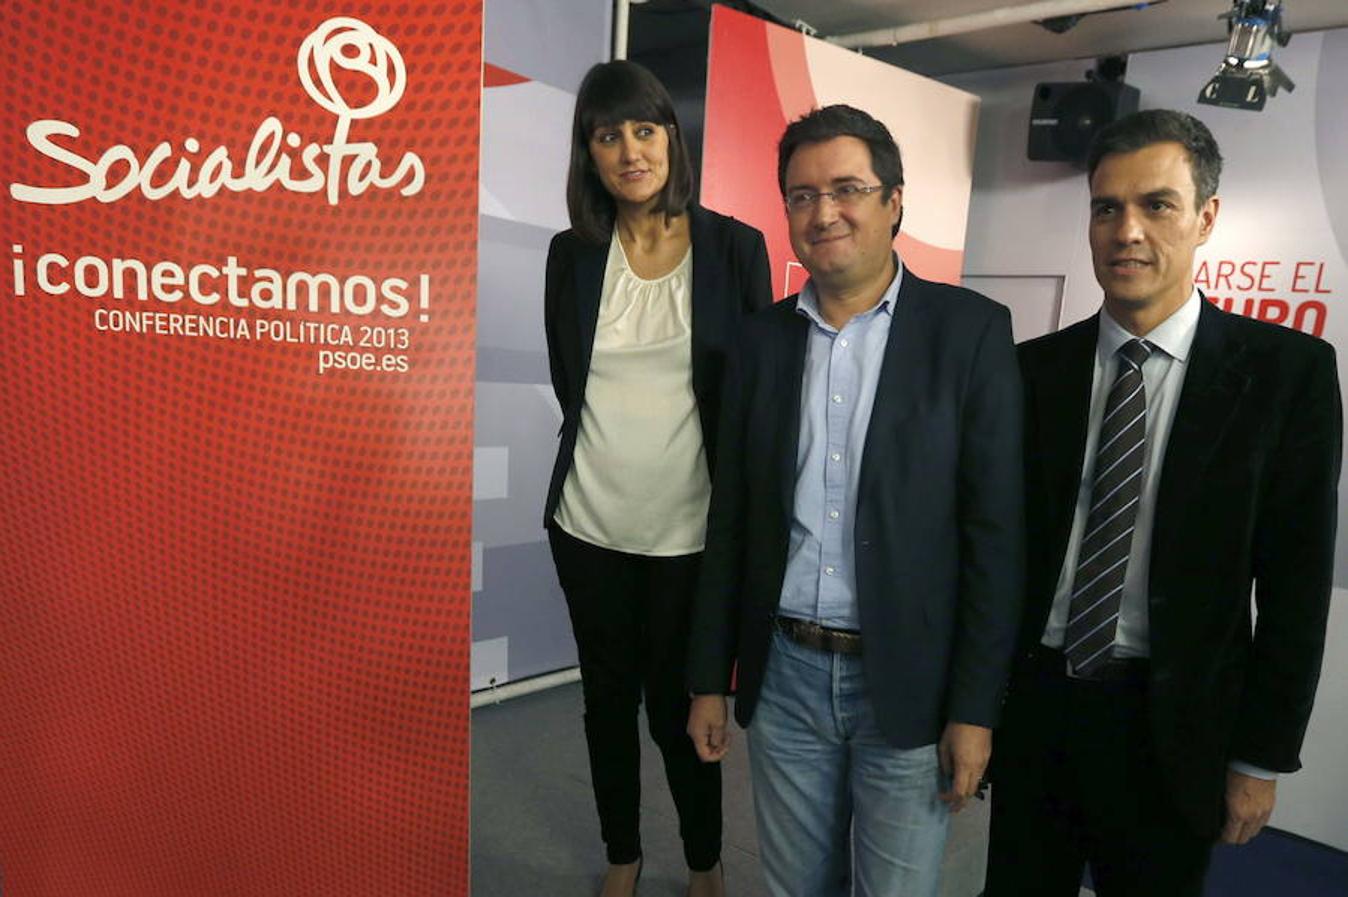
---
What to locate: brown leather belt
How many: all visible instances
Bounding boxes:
[774,615,863,656]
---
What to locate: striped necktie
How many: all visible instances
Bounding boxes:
[1065,338,1153,676]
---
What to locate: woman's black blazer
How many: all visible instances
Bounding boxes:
[542,205,772,526]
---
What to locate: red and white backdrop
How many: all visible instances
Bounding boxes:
[0,2,480,895]
[701,5,979,300]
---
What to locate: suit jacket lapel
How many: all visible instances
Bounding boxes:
[688,207,715,400]
[778,305,809,521]
[1152,301,1250,565]
[855,274,926,507]
[1031,315,1098,591]
[573,237,607,373]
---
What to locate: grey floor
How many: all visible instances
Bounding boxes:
[471,680,1092,896]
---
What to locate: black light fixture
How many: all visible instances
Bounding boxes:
[1198,0,1294,111]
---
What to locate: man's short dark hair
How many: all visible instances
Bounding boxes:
[778,105,904,237]
[1086,109,1223,207]
[565,60,694,244]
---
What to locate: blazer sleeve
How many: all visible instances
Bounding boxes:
[946,304,1026,728]
[741,228,773,313]
[543,232,570,411]
[1233,340,1342,772]
[687,325,750,694]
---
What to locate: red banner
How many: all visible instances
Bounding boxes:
[0,3,479,895]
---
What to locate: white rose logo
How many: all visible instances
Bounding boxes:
[10,14,425,207]
[298,17,407,120]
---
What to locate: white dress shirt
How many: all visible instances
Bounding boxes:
[1040,290,1274,780]
[1041,291,1199,657]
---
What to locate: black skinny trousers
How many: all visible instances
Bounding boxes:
[548,525,721,871]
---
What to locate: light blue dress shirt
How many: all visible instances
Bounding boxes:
[776,263,903,630]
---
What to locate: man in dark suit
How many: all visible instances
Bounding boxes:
[685,105,1024,897]
[984,109,1341,896]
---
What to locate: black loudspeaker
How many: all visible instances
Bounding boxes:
[1027,81,1140,164]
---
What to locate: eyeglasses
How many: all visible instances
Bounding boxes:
[784,183,889,212]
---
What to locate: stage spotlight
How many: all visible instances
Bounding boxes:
[1198,0,1294,111]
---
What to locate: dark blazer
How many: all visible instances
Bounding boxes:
[688,271,1026,749]
[542,205,772,525]
[1012,299,1341,837]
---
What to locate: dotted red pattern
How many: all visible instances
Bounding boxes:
[0,2,479,896]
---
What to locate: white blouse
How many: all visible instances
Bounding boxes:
[553,231,711,556]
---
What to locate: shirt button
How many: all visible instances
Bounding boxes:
[839,338,849,348]
[828,509,840,520]
[830,452,841,462]
[824,566,836,576]
[831,394,844,404]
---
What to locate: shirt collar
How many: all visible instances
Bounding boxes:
[796,255,904,331]
[1098,287,1201,365]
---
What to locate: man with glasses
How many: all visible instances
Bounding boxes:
[686,104,1024,897]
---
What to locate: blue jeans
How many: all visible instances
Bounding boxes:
[747,629,949,897]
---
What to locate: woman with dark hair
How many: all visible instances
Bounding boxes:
[543,60,771,897]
